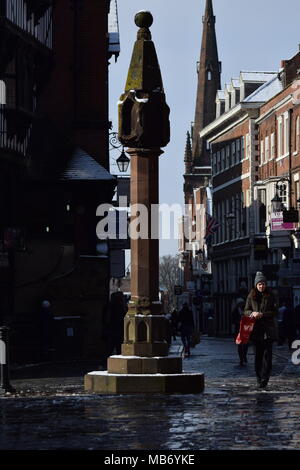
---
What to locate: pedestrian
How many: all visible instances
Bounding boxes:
[164,312,172,347]
[106,291,127,356]
[231,297,248,366]
[295,303,300,340]
[244,272,278,389]
[178,303,194,357]
[40,300,55,359]
[277,301,287,347]
[171,308,179,340]
[285,304,297,349]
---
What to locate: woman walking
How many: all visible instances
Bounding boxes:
[244,272,278,389]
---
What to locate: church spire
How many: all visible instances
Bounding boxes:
[184,131,193,174]
[192,0,221,166]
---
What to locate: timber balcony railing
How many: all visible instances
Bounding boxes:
[0,104,32,159]
[0,0,52,49]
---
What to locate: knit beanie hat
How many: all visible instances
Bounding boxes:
[254,271,267,287]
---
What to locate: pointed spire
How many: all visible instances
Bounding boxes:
[192,0,221,165]
[184,131,192,162]
[124,11,163,93]
[118,11,170,149]
[203,0,215,23]
[184,131,193,173]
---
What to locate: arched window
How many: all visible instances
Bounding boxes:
[207,70,212,81]
[137,321,147,342]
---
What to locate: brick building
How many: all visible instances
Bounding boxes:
[183,1,300,334]
[0,0,119,362]
[201,52,300,334]
[181,0,220,330]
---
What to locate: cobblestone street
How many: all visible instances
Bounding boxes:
[1,336,300,451]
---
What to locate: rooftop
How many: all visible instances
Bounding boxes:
[243,73,283,103]
[61,148,116,182]
[240,71,277,82]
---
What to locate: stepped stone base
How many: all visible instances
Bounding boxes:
[108,355,182,374]
[84,371,205,394]
[121,342,169,357]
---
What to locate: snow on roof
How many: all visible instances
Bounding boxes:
[231,78,240,88]
[61,148,116,182]
[216,89,226,100]
[240,71,277,82]
[243,74,283,103]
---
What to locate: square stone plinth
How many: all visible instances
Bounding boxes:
[108,355,182,374]
[84,371,205,394]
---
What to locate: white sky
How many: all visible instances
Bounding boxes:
[109,0,300,256]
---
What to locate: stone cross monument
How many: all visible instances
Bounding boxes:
[85,12,204,393]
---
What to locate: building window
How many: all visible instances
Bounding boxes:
[246,133,250,159]
[217,151,221,173]
[260,139,265,165]
[0,80,6,104]
[221,200,225,242]
[236,139,241,162]
[207,70,212,80]
[226,145,230,168]
[246,190,251,235]
[212,153,217,175]
[296,116,300,154]
[240,192,245,237]
[278,116,283,157]
[271,132,275,160]
[278,183,288,209]
[265,135,270,162]
[284,112,290,155]
[241,136,245,160]
[295,180,300,209]
[221,148,226,171]
[226,199,230,240]
[231,141,236,166]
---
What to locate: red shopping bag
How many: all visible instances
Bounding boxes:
[235,316,256,345]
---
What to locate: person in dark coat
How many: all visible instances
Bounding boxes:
[178,303,194,357]
[40,300,55,358]
[107,291,127,356]
[295,304,300,340]
[231,298,248,366]
[171,309,179,340]
[244,272,278,389]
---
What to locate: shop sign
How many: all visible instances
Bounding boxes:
[271,212,295,231]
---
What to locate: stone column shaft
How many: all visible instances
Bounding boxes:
[129,148,161,303]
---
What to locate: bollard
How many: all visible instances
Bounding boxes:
[0,327,15,394]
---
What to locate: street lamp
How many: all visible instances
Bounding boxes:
[271,192,283,212]
[109,132,131,173]
[271,177,290,212]
[116,148,130,173]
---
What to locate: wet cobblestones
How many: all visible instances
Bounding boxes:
[1,337,300,450]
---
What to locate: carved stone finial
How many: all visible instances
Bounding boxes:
[118,12,170,149]
[134,11,153,28]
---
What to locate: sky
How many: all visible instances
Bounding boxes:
[109,0,300,257]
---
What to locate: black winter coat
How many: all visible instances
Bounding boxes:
[244,288,278,341]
